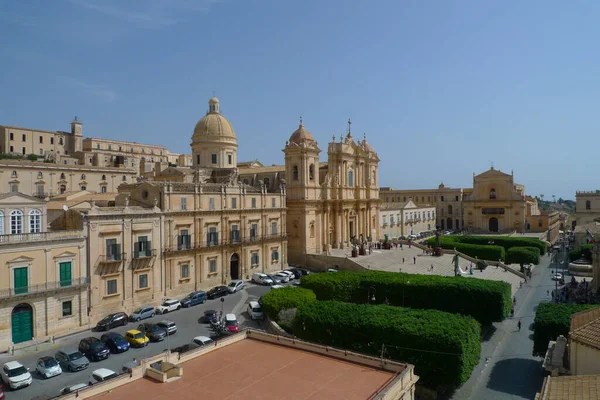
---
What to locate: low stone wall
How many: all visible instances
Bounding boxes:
[303,253,365,272]
[264,316,295,338]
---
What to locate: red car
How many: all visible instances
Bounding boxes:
[224,313,239,333]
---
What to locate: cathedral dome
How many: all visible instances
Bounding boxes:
[289,121,315,144]
[192,98,237,143]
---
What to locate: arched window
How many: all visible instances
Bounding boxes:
[81,173,86,180]
[292,165,298,181]
[586,200,591,210]
[60,185,66,194]
[101,175,106,181]
[122,175,127,181]
[264,177,270,187]
[490,188,496,200]
[448,205,453,214]
[60,173,65,180]
[37,171,42,179]
[11,171,17,178]
[309,164,314,180]
[348,170,354,187]
[29,209,41,233]
[310,222,315,238]
[0,211,4,235]
[10,210,23,234]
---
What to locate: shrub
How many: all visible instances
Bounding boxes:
[453,243,505,261]
[293,301,481,388]
[532,303,600,356]
[569,244,593,262]
[26,153,39,161]
[301,270,511,324]
[505,246,541,266]
[427,235,547,256]
[261,287,316,321]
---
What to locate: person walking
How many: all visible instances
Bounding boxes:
[517,320,522,331]
[413,256,416,264]
[402,257,405,264]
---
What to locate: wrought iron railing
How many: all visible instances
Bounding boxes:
[0,277,90,299]
[164,233,288,252]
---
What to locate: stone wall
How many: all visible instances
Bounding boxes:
[302,253,366,272]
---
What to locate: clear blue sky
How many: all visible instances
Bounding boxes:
[0,0,595,200]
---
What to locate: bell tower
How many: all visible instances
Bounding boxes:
[70,116,83,153]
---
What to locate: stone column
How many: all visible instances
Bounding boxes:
[335,209,341,248]
[341,209,346,248]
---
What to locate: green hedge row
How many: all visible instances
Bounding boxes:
[505,246,540,266]
[427,235,547,260]
[261,287,316,321]
[569,244,593,262]
[300,270,511,324]
[293,301,481,388]
[453,243,506,261]
[532,303,600,356]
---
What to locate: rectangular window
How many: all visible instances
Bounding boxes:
[97,144,100,149]
[50,137,54,145]
[251,198,257,209]
[136,236,150,257]
[207,227,218,246]
[106,279,117,295]
[22,147,25,155]
[228,154,232,165]
[39,136,43,144]
[250,223,258,240]
[59,262,72,287]
[209,197,215,211]
[11,184,19,194]
[9,132,13,140]
[441,196,444,202]
[13,267,28,295]
[271,249,279,262]
[231,197,237,209]
[209,259,217,273]
[272,198,276,208]
[181,197,187,210]
[101,186,107,193]
[178,229,190,250]
[271,221,278,235]
[181,264,190,279]
[456,196,459,201]
[9,146,13,152]
[62,300,72,317]
[138,273,148,289]
[231,224,240,242]
[211,154,217,164]
[105,239,120,261]
[22,134,26,142]
[251,252,259,266]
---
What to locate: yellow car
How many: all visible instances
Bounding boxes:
[125,330,149,347]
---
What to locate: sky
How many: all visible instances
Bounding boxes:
[0,0,597,200]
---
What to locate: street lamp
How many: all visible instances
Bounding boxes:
[367,286,376,304]
[220,297,225,320]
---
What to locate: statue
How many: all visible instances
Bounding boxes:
[334,174,339,185]
[153,197,158,208]
[452,254,460,276]
[124,196,130,208]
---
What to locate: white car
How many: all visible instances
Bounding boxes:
[252,273,273,286]
[279,270,295,281]
[92,368,118,383]
[155,299,181,314]
[274,272,290,283]
[35,356,62,379]
[1,361,32,389]
[228,280,245,293]
[192,336,215,347]
[552,273,563,281]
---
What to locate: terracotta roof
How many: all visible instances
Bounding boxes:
[570,308,600,349]
[539,374,600,400]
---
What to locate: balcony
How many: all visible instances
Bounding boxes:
[206,233,219,247]
[0,277,90,300]
[133,241,154,259]
[177,235,192,251]
[0,230,83,245]
[32,192,49,199]
[382,222,388,227]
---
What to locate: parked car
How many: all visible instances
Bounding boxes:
[207,285,229,299]
[137,323,167,342]
[60,383,89,395]
[55,349,89,372]
[156,320,177,335]
[95,312,128,331]
[171,342,201,354]
[202,310,218,323]
[121,360,140,374]
[252,272,273,285]
[247,301,263,320]
[35,356,62,379]
[124,330,149,347]
[280,270,295,281]
[181,291,207,307]
[192,336,214,347]
[129,305,155,322]
[552,273,563,281]
[79,337,110,362]
[1,361,32,390]
[274,272,290,283]
[156,299,181,314]
[267,274,283,284]
[285,269,302,279]
[100,332,130,353]
[228,279,245,293]
[91,368,118,383]
[271,284,285,289]
[224,313,239,333]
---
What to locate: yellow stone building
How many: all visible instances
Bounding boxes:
[380,200,436,239]
[0,193,88,350]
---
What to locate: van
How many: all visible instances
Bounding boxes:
[252,272,273,286]
[247,301,263,320]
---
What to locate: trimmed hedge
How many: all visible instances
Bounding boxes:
[261,287,316,321]
[569,244,593,262]
[427,235,547,260]
[532,303,600,356]
[505,246,541,266]
[453,243,505,261]
[293,301,481,388]
[301,270,511,324]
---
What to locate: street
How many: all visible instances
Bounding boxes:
[1,283,270,400]
[451,252,560,400]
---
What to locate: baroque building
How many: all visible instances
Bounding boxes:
[281,120,380,263]
[380,200,436,239]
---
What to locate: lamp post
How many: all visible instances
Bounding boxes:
[367,286,376,304]
[220,297,225,320]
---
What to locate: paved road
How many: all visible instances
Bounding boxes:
[2,283,271,400]
[452,253,560,400]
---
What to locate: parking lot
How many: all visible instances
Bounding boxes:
[1,282,273,400]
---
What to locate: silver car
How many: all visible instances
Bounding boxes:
[35,356,62,379]
[55,349,89,372]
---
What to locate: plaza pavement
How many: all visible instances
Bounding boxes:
[330,245,523,295]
